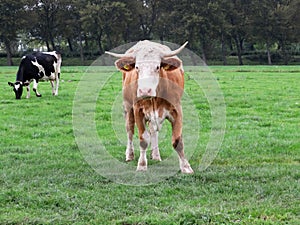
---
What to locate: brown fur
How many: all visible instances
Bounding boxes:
[111,41,193,173]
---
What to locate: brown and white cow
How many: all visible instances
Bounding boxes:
[106,40,193,174]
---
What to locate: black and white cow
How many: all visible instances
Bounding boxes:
[8,51,62,99]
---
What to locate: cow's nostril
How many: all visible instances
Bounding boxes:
[139,88,152,96]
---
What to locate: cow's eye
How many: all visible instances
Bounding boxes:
[135,66,139,70]
[156,66,160,70]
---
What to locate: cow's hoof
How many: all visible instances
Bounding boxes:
[37,94,42,97]
[181,165,194,174]
[136,165,147,172]
[151,153,162,161]
[126,156,134,162]
[125,151,134,161]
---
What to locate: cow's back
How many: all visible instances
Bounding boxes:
[32,52,57,76]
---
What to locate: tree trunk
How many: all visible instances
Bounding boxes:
[46,40,51,52]
[50,32,55,50]
[234,35,243,65]
[202,52,207,65]
[281,41,289,65]
[67,38,73,52]
[221,32,227,65]
[200,36,207,65]
[4,39,13,66]
[266,42,272,65]
[79,34,84,65]
[97,37,104,55]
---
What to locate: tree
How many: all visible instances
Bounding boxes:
[249,0,279,64]
[28,0,63,51]
[80,0,131,54]
[0,0,299,65]
[0,0,26,65]
[273,0,300,64]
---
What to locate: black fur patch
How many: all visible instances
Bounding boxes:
[140,140,148,149]
[173,137,183,150]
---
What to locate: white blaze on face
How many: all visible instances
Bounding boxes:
[136,60,161,98]
[14,83,21,91]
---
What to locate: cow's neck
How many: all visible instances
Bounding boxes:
[16,66,24,82]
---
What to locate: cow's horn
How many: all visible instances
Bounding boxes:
[105,51,133,58]
[162,41,188,58]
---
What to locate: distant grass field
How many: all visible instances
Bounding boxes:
[0,65,299,224]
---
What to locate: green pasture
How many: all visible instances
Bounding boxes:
[0,65,299,224]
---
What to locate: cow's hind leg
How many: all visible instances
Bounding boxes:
[172,135,193,174]
[50,80,55,95]
[33,79,42,97]
[124,106,135,161]
[170,109,193,174]
[54,76,59,96]
[137,129,149,171]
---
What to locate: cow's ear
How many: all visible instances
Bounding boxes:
[8,82,14,87]
[161,58,182,71]
[115,57,135,72]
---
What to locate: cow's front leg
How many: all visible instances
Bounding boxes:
[135,108,149,171]
[137,129,149,171]
[26,84,30,99]
[149,123,161,161]
[124,106,135,161]
[171,108,193,174]
[33,79,42,97]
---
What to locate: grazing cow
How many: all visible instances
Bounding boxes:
[106,40,193,173]
[8,51,62,99]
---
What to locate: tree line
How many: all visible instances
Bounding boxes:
[0,0,299,66]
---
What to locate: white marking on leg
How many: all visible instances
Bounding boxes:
[33,80,41,97]
[125,132,134,161]
[149,127,161,161]
[50,80,55,95]
[55,56,62,96]
[54,76,59,96]
[26,85,30,99]
[137,130,149,171]
[137,149,148,171]
[179,157,194,174]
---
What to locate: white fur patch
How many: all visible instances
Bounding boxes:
[14,83,21,91]
[31,59,46,78]
[142,130,150,145]
[146,109,173,132]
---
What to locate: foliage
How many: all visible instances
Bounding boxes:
[0,0,299,65]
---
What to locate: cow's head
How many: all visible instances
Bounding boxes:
[106,41,187,98]
[8,81,24,99]
[8,81,30,99]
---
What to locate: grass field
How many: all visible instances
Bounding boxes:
[0,65,299,224]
